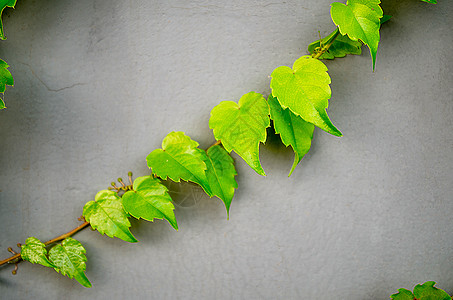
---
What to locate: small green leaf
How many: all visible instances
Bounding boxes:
[209,92,270,176]
[390,281,451,300]
[270,55,342,137]
[83,190,138,243]
[0,0,16,40]
[421,0,437,3]
[268,95,314,176]
[330,0,383,70]
[390,288,415,300]
[308,15,390,61]
[122,176,178,230]
[0,98,5,109]
[0,59,14,93]
[146,131,212,195]
[48,237,91,288]
[413,281,451,300]
[308,29,362,60]
[203,145,238,216]
[20,237,55,268]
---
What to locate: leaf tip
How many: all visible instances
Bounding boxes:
[225,205,231,220]
[125,233,139,243]
[171,222,179,231]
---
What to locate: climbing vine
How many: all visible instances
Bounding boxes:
[0,0,449,298]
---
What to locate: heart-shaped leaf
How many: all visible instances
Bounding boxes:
[83,190,137,243]
[147,131,212,196]
[330,0,383,70]
[209,92,270,176]
[271,55,342,137]
[48,237,91,288]
[20,237,55,268]
[122,176,178,230]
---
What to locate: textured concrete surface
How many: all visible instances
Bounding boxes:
[0,0,452,299]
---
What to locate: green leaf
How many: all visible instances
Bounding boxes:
[421,0,437,3]
[146,131,212,195]
[308,15,390,61]
[83,190,138,243]
[390,281,451,300]
[0,59,14,93]
[209,92,270,176]
[330,0,383,70]
[0,0,16,40]
[390,288,415,300]
[270,55,342,137]
[308,29,362,60]
[48,237,91,288]
[268,95,314,176]
[203,145,238,216]
[0,98,5,109]
[122,175,178,230]
[20,237,55,268]
[413,281,451,300]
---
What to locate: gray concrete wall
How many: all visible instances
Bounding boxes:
[0,0,452,299]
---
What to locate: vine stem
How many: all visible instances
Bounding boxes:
[0,140,226,268]
[312,27,341,59]
[207,140,222,150]
[0,221,90,267]
[44,221,89,246]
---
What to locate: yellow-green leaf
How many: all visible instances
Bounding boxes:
[146,131,212,196]
[122,176,178,230]
[0,59,13,94]
[48,237,91,288]
[268,95,314,176]
[83,190,137,243]
[20,237,55,268]
[203,145,238,216]
[330,0,383,70]
[270,56,342,137]
[209,92,270,176]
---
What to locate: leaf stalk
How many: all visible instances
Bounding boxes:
[312,27,341,59]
